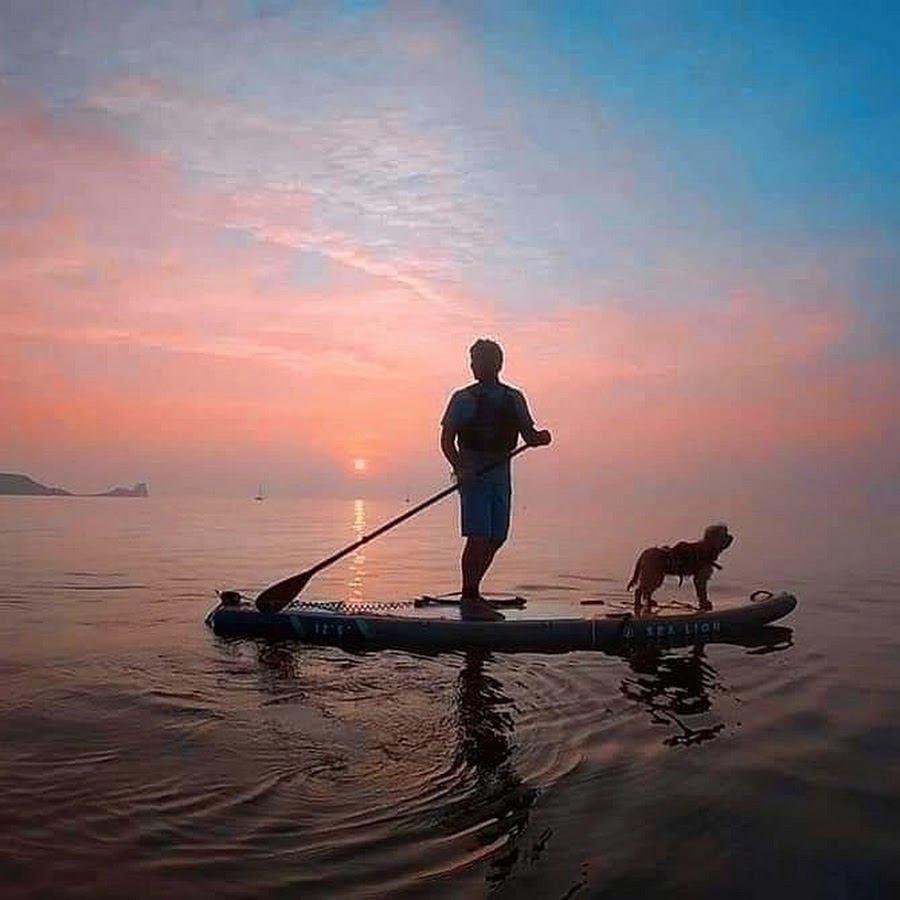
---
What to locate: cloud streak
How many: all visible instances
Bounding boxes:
[1,2,897,515]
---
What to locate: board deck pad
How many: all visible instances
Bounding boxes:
[289,592,754,621]
[417,592,527,609]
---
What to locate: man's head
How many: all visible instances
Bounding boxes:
[469,338,503,382]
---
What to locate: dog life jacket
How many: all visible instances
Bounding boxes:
[664,541,722,584]
[457,383,520,453]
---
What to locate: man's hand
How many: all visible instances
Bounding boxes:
[453,464,478,487]
[527,429,552,447]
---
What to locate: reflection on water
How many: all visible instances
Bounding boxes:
[254,640,303,691]
[348,498,367,601]
[620,644,726,746]
[2,494,896,898]
[240,640,542,894]
[619,626,795,747]
[454,651,539,890]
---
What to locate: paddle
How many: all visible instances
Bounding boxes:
[254,443,531,612]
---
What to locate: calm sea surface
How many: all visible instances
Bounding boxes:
[1,496,898,899]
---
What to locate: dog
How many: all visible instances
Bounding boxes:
[626,523,734,616]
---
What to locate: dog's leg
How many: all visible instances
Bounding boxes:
[693,564,714,610]
[637,571,665,616]
[633,588,642,616]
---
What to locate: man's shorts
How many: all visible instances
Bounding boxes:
[459,466,512,541]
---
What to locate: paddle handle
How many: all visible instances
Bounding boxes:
[305,444,530,578]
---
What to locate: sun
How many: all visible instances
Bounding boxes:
[352,457,368,474]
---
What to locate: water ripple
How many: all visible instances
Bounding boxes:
[2,499,898,898]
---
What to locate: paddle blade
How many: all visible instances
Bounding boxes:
[255,571,311,612]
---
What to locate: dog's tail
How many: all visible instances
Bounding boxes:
[625,557,641,591]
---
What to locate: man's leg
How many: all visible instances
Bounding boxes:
[459,474,506,620]
[461,537,505,598]
[474,472,510,593]
[460,538,505,620]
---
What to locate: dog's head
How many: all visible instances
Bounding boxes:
[702,523,734,552]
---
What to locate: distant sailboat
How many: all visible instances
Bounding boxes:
[254,484,264,502]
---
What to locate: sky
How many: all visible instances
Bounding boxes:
[1,1,898,528]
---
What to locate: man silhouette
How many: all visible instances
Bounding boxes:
[440,339,552,620]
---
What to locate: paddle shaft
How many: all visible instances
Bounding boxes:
[255,444,529,610]
[312,444,528,574]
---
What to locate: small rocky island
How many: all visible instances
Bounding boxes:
[0,473,149,497]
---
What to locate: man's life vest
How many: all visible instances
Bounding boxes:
[457,383,520,453]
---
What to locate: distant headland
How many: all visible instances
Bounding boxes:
[0,473,149,498]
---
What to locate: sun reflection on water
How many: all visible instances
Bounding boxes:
[348,498,367,601]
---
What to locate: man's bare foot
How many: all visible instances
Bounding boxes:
[460,595,506,621]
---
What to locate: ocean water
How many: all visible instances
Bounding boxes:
[0,495,898,899]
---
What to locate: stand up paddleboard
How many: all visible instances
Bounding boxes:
[205,589,797,653]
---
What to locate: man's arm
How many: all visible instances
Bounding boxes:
[441,423,478,485]
[514,390,552,447]
[440,423,461,472]
[521,425,552,447]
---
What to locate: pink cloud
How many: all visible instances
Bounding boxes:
[1,87,896,501]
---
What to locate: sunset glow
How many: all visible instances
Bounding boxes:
[0,1,896,527]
